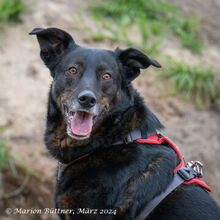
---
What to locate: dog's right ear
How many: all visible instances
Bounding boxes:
[115,47,161,84]
[29,27,75,70]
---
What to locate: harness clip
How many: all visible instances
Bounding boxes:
[177,160,204,181]
[177,166,197,181]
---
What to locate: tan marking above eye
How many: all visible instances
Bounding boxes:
[103,73,111,80]
[68,67,77,74]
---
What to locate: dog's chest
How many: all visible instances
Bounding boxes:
[55,148,137,209]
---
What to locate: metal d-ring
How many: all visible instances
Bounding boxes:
[187,161,204,178]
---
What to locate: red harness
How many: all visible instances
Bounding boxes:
[136,134,211,192]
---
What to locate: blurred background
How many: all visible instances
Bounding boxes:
[0,0,219,219]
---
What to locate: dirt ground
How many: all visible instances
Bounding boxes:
[0,0,219,219]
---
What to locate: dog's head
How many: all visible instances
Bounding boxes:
[30,27,161,141]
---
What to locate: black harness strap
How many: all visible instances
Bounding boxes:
[136,174,184,220]
[113,129,143,145]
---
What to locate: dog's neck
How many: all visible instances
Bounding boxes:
[44,86,163,163]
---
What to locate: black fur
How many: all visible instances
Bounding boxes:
[30,27,220,220]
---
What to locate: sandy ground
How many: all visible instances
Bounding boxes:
[0,0,219,219]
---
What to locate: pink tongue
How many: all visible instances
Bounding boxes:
[71,111,93,136]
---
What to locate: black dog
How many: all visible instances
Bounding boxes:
[30,27,220,220]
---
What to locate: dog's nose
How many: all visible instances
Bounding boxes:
[78,90,97,108]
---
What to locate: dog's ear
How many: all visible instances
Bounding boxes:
[115,48,161,84]
[29,27,75,70]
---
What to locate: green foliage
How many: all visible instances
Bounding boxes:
[0,130,39,198]
[0,0,26,25]
[89,0,202,52]
[0,140,14,173]
[162,61,219,108]
[170,16,202,52]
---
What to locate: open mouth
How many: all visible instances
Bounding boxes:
[63,105,96,139]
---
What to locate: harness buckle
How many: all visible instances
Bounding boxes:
[124,137,129,144]
[177,160,204,181]
[177,166,197,181]
[156,131,163,138]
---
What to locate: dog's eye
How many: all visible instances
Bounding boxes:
[103,73,111,80]
[68,67,77,74]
